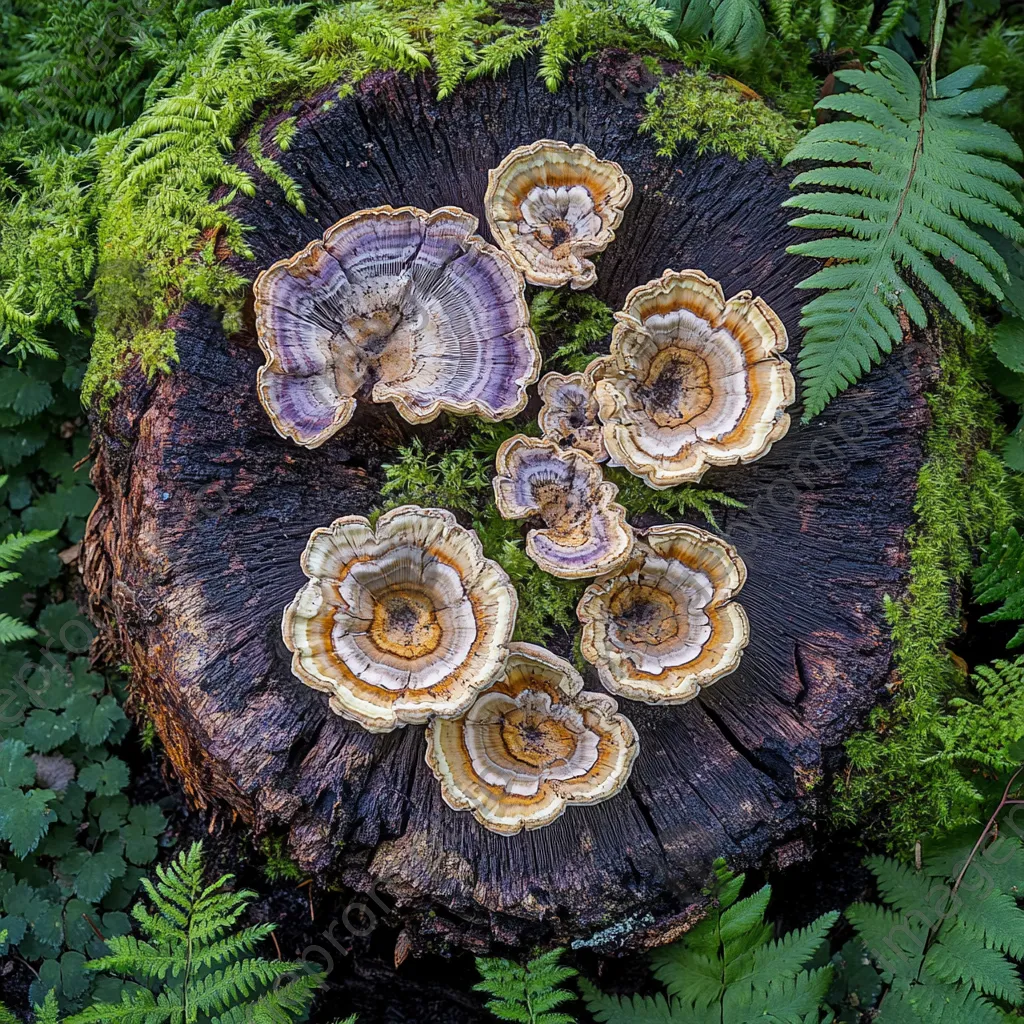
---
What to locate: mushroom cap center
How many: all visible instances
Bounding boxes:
[640,347,714,428]
[528,474,595,544]
[518,184,601,256]
[609,584,681,646]
[370,589,443,659]
[500,704,578,767]
[336,286,427,394]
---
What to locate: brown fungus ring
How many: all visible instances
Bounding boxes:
[577,523,750,704]
[283,505,518,733]
[425,642,639,834]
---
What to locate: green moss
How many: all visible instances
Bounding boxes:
[605,467,744,531]
[529,289,615,373]
[639,67,799,161]
[74,0,685,406]
[833,328,1017,849]
[259,835,304,883]
[274,116,299,152]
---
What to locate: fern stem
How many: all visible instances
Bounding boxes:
[906,765,1024,990]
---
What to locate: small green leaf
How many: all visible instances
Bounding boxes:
[0,787,56,857]
[993,317,1024,373]
[78,757,130,796]
[68,848,127,903]
[24,709,78,753]
[58,950,91,998]
[68,694,123,747]
[0,739,37,787]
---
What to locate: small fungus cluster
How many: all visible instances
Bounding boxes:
[257,140,796,834]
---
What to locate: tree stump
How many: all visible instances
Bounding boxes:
[83,54,932,953]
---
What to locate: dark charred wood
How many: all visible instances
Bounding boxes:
[83,54,932,954]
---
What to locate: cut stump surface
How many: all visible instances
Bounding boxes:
[84,56,932,952]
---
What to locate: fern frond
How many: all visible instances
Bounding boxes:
[864,855,937,917]
[579,979,677,1023]
[0,529,58,570]
[870,0,911,44]
[597,860,835,1021]
[71,841,321,1024]
[84,934,181,980]
[738,911,840,991]
[0,613,39,646]
[877,978,1004,1024]
[33,991,64,1024]
[783,47,1024,420]
[972,526,1024,647]
[474,947,578,1023]
[922,920,1024,1003]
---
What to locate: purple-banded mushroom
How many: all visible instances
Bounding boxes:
[254,205,541,447]
[537,362,609,462]
[484,140,633,290]
[594,269,795,489]
[425,642,638,834]
[577,524,749,704]
[282,505,517,733]
[493,434,633,579]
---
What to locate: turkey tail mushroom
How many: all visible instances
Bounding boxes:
[283,506,518,732]
[595,268,795,488]
[493,434,633,579]
[577,524,750,704]
[484,140,633,290]
[255,205,540,447]
[425,642,639,834]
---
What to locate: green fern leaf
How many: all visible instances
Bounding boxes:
[922,920,1024,1003]
[755,966,834,1021]
[474,946,578,1023]
[592,861,835,1022]
[67,841,325,1024]
[783,48,1024,420]
[875,979,1004,1024]
[734,911,840,990]
[719,885,773,960]
[0,613,39,645]
[579,979,680,1023]
[845,902,927,978]
[948,883,1024,962]
[865,856,938,918]
[972,526,1024,647]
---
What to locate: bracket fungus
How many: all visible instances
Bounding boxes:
[577,524,749,704]
[425,642,639,834]
[493,434,633,579]
[484,140,633,290]
[595,269,795,488]
[282,505,517,733]
[537,365,609,462]
[255,205,541,447]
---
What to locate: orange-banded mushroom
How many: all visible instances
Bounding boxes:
[283,505,517,733]
[484,140,633,290]
[493,434,633,579]
[594,269,795,488]
[255,205,541,448]
[577,524,749,704]
[425,642,638,834]
[537,362,609,462]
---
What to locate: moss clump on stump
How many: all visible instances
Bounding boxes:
[834,328,1017,848]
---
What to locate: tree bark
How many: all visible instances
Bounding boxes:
[83,53,932,953]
